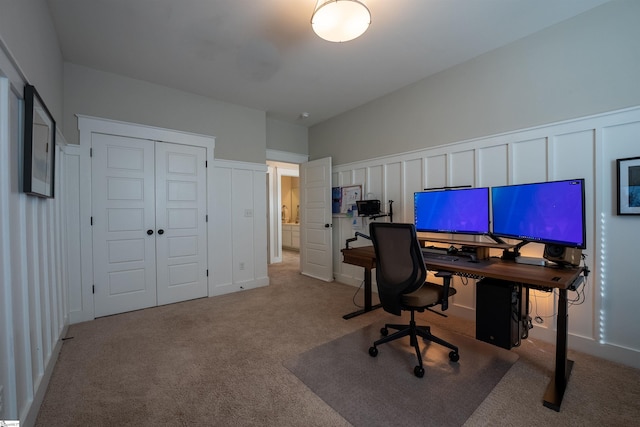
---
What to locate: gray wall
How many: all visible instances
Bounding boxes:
[63,63,267,163]
[0,0,64,123]
[266,117,308,155]
[309,0,640,165]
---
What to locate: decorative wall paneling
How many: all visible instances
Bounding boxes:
[211,159,269,296]
[0,76,70,424]
[333,106,640,369]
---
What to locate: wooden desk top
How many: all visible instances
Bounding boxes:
[341,246,376,269]
[341,245,582,290]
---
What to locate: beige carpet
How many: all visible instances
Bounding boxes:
[284,322,518,427]
[35,250,640,426]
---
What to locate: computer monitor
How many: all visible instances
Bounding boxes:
[491,178,586,249]
[414,187,490,235]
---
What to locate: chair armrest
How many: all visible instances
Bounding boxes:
[435,271,453,311]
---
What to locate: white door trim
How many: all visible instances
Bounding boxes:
[75,116,215,322]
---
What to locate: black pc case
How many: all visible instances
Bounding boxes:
[475,278,524,350]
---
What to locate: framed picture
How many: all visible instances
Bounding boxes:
[617,156,640,215]
[23,84,56,198]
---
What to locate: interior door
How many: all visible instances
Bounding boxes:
[92,133,157,317]
[155,142,208,305]
[300,157,333,281]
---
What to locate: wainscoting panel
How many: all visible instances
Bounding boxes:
[62,145,84,323]
[384,162,402,220]
[367,164,384,201]
[549,129,596,339]
[478,144,508,187]
[510,137,548,183]
[211,166,233,291]
[353,168,366,190]
[0,76,70,424]
[597,120,640,354]
[425,154,446,189]
[403,158,424,222]
[450,150,475,187]
[333,106,640,368]
[211,159,269,296]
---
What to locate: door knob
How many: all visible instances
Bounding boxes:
[157,229,164,235]
[325,224,331,228]
[147,229,154,235]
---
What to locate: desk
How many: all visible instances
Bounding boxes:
[341,245,584,411]
[340,246,382,319]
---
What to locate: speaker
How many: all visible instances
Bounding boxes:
[543,245,582,266]
[476,279,522,350]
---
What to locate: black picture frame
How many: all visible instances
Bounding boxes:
[616,156,640,215]
[23,84,56,198]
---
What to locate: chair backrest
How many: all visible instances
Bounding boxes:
[370,222,426,316]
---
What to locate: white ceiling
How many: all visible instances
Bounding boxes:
[46,0,611,127]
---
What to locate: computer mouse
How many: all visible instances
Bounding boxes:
[468,254,478,263]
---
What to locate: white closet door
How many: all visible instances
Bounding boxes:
[155,143,208,305]
[92,134,157,317]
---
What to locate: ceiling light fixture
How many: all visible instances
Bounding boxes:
[311,0,371,43]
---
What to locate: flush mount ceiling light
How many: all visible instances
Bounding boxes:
[311,0,371,43]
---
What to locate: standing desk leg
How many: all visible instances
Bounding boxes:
[342,267,382,319]
[543,288,574,411]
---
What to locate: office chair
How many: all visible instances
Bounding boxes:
[368,222,459,377]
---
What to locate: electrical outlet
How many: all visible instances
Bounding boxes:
[239,262,245,270]
[244,209,253,217]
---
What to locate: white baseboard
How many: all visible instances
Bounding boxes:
[211,276,270,296]
[23,323,69,427]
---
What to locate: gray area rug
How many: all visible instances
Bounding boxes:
[284,321,519,427]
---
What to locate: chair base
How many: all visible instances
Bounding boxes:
[369,310,459,377]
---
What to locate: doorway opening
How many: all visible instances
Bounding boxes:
[267,161,300,266]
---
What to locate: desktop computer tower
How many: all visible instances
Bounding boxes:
[475,278,523,350]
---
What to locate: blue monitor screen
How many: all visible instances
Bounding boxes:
[414,188,490,235]
[491,179,586,249]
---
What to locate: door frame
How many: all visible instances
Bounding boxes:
[266,150,308,264]
[74,115,215,323]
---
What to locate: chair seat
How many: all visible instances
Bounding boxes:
[402,282,457,308]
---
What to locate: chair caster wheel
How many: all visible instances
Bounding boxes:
[414,366,425,378]
[369,346,378,357]
[449,351,460,362]
[380,327,388,336]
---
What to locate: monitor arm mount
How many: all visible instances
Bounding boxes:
[345,200,394,248]
[345,232,371,249]
[501,240,531,260]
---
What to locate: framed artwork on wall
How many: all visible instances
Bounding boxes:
[23,84,56,198]
[617,156,640,215]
